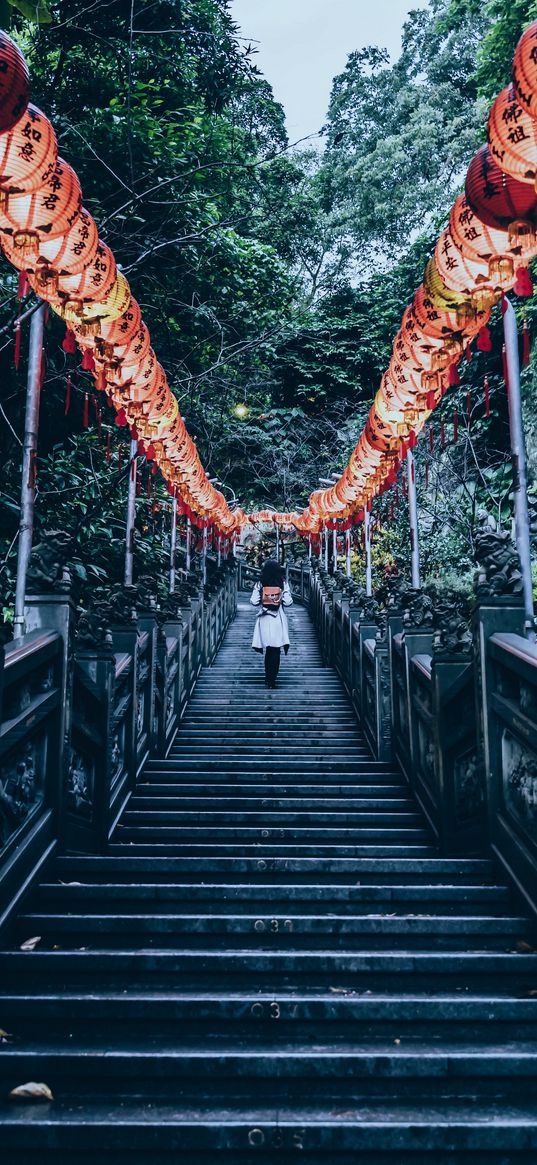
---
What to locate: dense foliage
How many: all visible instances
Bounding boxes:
[0,0,536,611]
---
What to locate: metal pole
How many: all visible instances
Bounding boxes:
[13,301,46,638]
[124,437,138,586]
[503,297,535,639]
[332,526,337,572]
[365,510,372,597]
[406,449,421,590]
[275,523,280,563]
[308,535,312,560]
[186,516,192,571]
[202,525,208,586]
[345,528,351,577]
[169,494,178,593]
[217,530,221,566]
[323,526,329,570]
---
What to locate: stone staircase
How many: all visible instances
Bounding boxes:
[1,600,537,1162]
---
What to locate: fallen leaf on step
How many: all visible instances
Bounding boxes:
[19,936,41,951]
[0,1029,12,1042]
[9,1082,53,1100]
[329,987,349,994]
[516,941,537,954]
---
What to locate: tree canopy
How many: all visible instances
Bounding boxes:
[0,0,535,609]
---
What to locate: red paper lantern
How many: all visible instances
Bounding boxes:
[449,192,533,285]
[97,298,142,346]
[512,19,537,118]
[434,228,500,312]
[0,105,57,197]
[0,157,82,256]
[487,84,537,189]
[465,145,537,247]
[0,33,30,134]
[51,242,117,305]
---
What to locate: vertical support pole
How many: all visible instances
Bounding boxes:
[365,509,372,597]
[332,526,337,571]
[308,535,312,560]
[202,525,208,586]
[406,449,421,590]
[169,494,177,593]
[124,438,138,586]
[323,526,329,570]
[217,530,221,566]
[275,523,280,563]
[345,528,351,577]
[13,302,46,639]
[186,517,192,571]
[503,296,535,640]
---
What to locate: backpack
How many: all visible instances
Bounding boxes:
[262,585,282,609]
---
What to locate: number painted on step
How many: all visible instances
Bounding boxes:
[269,1001,281,1019]
[247,1127,306,1149]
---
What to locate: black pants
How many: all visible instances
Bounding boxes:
[265,646,280,685]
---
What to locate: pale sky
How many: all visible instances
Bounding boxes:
[230,0,429,144]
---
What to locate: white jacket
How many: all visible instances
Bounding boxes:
[250,581,293,649]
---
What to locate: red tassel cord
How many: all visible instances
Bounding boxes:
[147,473,152,499]
[502,343,509,388]
[96,402,102,436]
[484,374,490,417]
[82,391,89,429]
[453,407,459,443]
[402,473,407,499]
[81,348,95,372]
[13,322,21,369]
[28,449,37,489]
[465,344,472,363]
[17,270,28,300]
[136,467,141,496]
[62,327,77,355]
[448,362,460,387]
[390,499,394,520]
[118,446,124,474]
[395,485,400,508]
[130,456,136,483]
[440,417,445,449]
[514,266,534,297]
[106,431,111,462]
[411,458,415,484]
[64,373,71,416]
[523,314,531,368]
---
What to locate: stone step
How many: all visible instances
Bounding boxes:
[2,1097,537,1161]
[35,880,514,916]
[2,948,535,993]
[14,911,531,951]
[52,855,500,885]
[4,990,535,1039]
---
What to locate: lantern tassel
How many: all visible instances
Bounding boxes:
[83,391,89,429]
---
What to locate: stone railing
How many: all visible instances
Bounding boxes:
[0,555,238,922]
[308,552,537,910]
